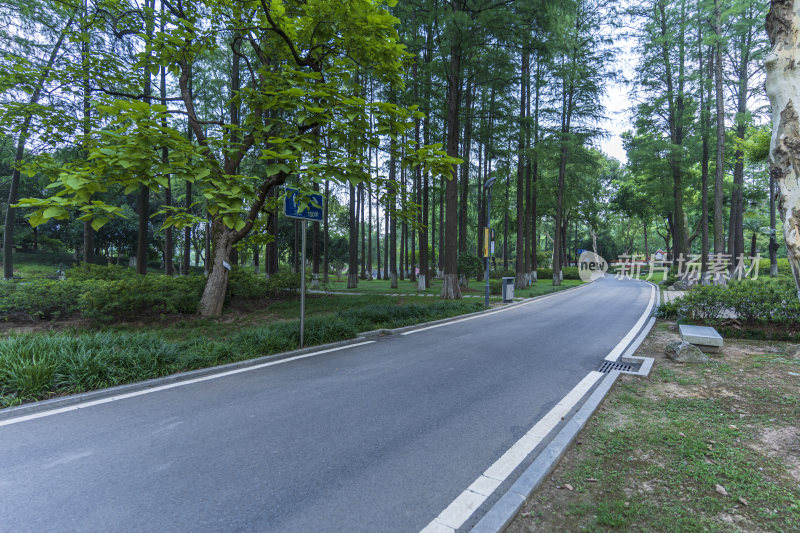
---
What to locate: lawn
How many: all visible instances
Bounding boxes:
[321,276,586,298]
[508,321,800,532]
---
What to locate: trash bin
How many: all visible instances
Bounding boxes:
[501,277,514,302]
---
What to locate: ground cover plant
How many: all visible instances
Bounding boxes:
[508,322,800,532]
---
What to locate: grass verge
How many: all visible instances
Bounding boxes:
[0,296,483,408]
[508,321,800,532]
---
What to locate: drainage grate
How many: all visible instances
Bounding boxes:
[598,360,635,373]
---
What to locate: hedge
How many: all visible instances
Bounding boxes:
[0,265,301,323]
[657,277,800,325]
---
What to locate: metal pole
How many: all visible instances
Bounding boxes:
[300,219,306,348]
[484,189,491,308]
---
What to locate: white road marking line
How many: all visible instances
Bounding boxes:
[604,283,656,361]
[0,341,376,428]
[401,287,586,336]
[419,371,604,532]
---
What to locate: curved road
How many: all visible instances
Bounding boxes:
[0,277,653,532]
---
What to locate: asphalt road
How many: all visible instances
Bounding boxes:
[0,277,653,532]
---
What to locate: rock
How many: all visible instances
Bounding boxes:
[670,279,693,291]
[564,484,574,491]
[739,497,748,506]
[715,484,728,496]
[665,341,710,363]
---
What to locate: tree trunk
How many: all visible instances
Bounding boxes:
[4,18,72,279]
[700,25,711,282]
[390,142,398,288]
[441,8,463,300]
[713,0,725,256]
[530,58,541,282]
[161,4,174,276]
[367,181,373,280]
[515,50,529,289]
[766,0,800,296]
[348,183,358,288]
[183,63,194,276]
[524,57,533,285]
[769,170,779,276]
[458,77,473,256]
[384,183,390,280]
[359,183,366,279]
[376,186,382,280]
[81,3,93,265]
[198,224,234,317]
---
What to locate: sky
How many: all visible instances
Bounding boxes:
[599,28,637,165]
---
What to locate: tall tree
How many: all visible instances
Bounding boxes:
[765,0,800,298]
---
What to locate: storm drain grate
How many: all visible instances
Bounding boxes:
[598,360,635,374]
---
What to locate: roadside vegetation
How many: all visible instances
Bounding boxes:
[0,296,485,408]
[658,259,798,341]
[0,258,586,408]
[509,322,800,532]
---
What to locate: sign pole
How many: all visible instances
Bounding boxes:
[485,187,492,308]
[300,219,306,348]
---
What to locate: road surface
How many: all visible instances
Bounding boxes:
[0,277,653,532]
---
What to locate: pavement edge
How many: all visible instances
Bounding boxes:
[470,370,621,533]
[468,279,662,532]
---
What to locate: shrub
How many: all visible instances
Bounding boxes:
[489,279,502,295]
[226,267,270,301]
[458,254,484,280]
[562,267,580,280]
[266,269,301,296]
[0,279,88,319]
[77,276,206,321]
[489,269,516,280]
[656,299,679,319]
[671,278,800,325]
[758,257,792,279]
[66,263,136,281]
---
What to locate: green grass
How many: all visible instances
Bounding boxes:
[509,337,800,533]
[323,276,586,298]
[515,279,584,298]
[323,277,443,294]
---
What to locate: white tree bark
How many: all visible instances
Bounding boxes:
[766,0,800,298]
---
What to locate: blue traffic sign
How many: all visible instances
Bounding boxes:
[284,188,323,221]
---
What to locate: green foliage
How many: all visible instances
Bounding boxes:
[78,276,207,321]
[758,257,792,279]
[266,270,301,295]
[0,279,87,319]
[458,254,484,280]
[671,278,800,324]
[535,267,580,280]
[226,267,269,301]
[489,269,516,280]
[66,263,136,281]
